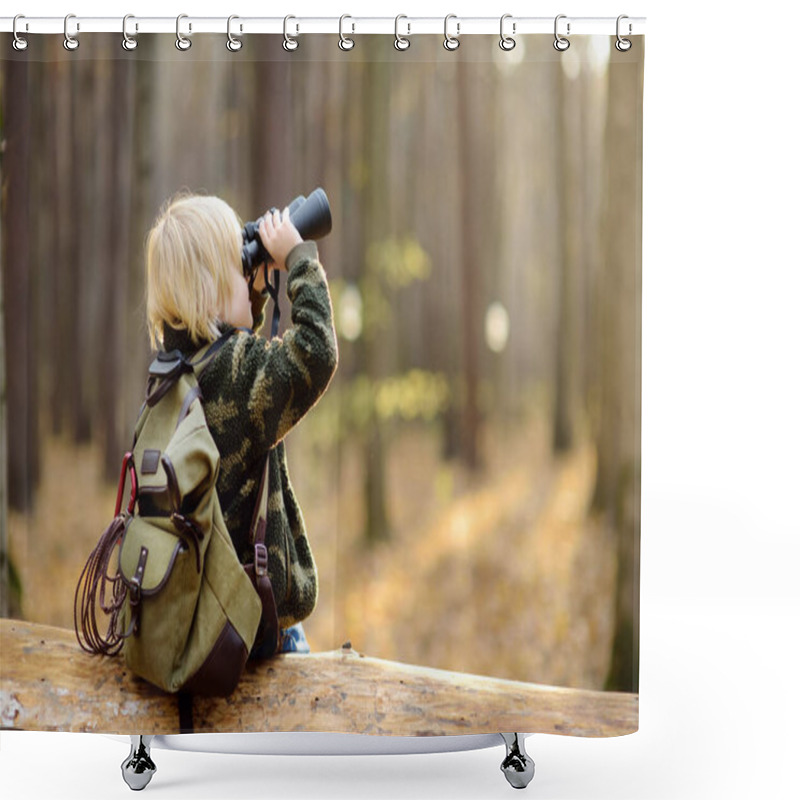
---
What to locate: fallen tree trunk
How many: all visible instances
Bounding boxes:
[1,619,637,737]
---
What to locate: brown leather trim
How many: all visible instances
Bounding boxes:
[119,536,186,597]
[128,546,148,636]
[191,328,236,377]
[161,454,181,512]
[248,459,269,546]
[254,518,266,548]
[244,453,280,654]
[145,374,179,407]
[141,449,161,475]
[137,485,168,494]
[244,561,280,656]
[176,384,203,428]
[178,692,194,733]
[136,487,170,517]
[182,620,249,697]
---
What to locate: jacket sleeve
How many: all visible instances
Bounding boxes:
[208,241,338,451]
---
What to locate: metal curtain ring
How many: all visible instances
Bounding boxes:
[443,14,460,51]
[553,14,570,51]
[122,14,138,51]
[339,14,355,51]
[616,14,632,51]
[176,14,192,50]
[63,13,79,51]
[12,15,28,51]
[499,14,516,51]
[394,15,410,51]
[227,15,243,51]
[283,15,299,51]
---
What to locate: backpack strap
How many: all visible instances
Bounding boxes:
[251,460,269,556]
[143,329,235,409]
[173,329,238,424]
[245,453,280,655]
[133,328,236,449]
[190,327,237,377]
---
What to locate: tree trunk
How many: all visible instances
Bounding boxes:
[101,53,135,479]
[1,56,37,511]
[70,59,94,443]
[51,51,69,436]
[252,59,295,215]
[455,59,490,472]
[361,42,391,543]
[1,619,638,737]
[0,104,11,615]
[596,55,643,694]
[552,56,584,453]
[123,55,157,435]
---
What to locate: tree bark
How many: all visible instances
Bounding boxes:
[0,105,10,615]
[1,619,638,736]
[552,56,584,453]
[454,58,492,472]
[123,54,157,436]
[595,56,643,694]
[1,56,37,511]
[70,58,94,443]
[361,41,391,543]
[101,53,135,479]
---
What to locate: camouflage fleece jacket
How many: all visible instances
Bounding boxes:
[161,242,338,627]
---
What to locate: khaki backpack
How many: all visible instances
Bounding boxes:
[75,333,279,696]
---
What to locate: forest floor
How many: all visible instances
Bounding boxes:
[8,418,618,690]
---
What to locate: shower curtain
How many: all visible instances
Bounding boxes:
[1,27,643,738]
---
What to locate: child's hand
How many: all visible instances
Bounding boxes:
[258,207,303,272]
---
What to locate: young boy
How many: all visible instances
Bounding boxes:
[145,193,338,653]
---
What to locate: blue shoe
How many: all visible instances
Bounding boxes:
[280,623,310,653]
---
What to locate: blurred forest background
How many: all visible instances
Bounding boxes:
[0,34,642,692]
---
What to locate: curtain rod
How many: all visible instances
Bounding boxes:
[1,15,646,37]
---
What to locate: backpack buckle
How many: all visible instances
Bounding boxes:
[149,349,192,379]
[129,547,148,636]
[254,543,268,577]
[171,512,203,572]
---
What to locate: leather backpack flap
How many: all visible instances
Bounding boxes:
[118,515,192,597]
[117,515,206,690]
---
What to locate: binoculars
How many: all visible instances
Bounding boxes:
[241,187,332,279]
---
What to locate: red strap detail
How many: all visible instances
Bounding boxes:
[114,452,138,517]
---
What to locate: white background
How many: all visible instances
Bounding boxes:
[2,1,799,798]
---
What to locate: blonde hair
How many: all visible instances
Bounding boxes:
[146,193,242,349]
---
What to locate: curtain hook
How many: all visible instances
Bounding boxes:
[227,15,243,51]
[615,14,632,52]
[339,14,355,51]
[283,15,299,51]
[443,14,460,51]
[553,14,570,51]
[12,14,29,51]
[122,14,138,51]
[176,14,192,51]
[394,15,410,51]
[499,14,516,51]
[63,13,80,51]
